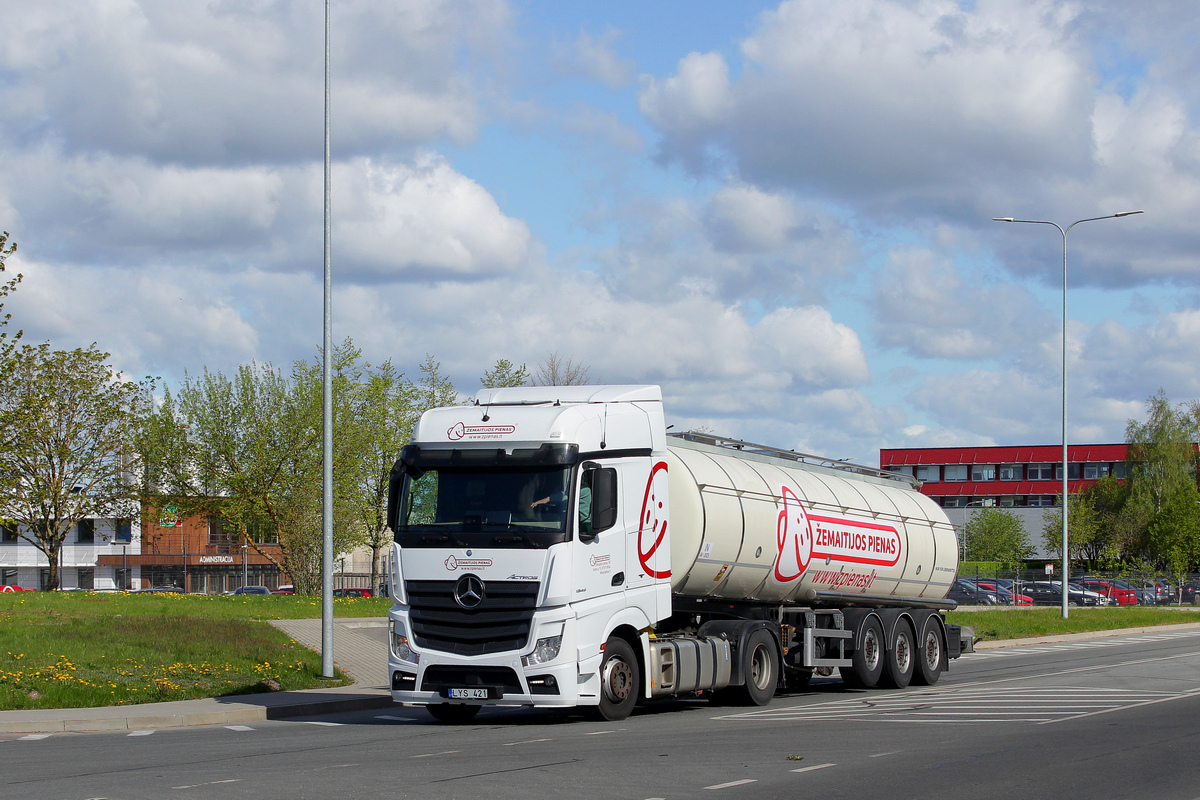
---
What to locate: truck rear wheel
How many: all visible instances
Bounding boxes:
[427,704,481,724]
[596,637,640,721]
[737,629,779,706]
[913,616,946,686]
[882,619,915,689]
[840,616,883,689]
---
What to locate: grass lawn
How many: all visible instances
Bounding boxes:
[946,605,1200,642]
[0,591,391,711]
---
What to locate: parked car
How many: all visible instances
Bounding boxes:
[1021,581,1104,607]
[973,580,1033,605]
[0,585,30,593]
[134,585,183,593]
[272,587,295,595]
[332,587,373,598]
[948,578,999,605]
[1076,578,1139,605]
[231,585,272,596]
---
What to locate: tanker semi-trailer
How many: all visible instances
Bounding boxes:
[385,385,967,722]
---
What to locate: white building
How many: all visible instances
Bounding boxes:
[0,517,143,591]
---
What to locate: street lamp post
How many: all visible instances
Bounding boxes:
[993,211,1143,618]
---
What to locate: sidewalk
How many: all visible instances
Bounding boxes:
[0,617,395,735]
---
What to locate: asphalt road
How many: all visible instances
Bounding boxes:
[6,627,1200,800]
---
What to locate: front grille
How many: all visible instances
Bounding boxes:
[406,579,539,656]
[421,665,524,695]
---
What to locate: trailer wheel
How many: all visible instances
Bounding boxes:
[737,629,779,706]
[882,619,915,689]
[596,637,640,721]
[913,616,946,686]
[840,617,884,689]
[427,704,481,724]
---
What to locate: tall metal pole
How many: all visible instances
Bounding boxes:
[321,0,335,678]
[993,211,1143,618]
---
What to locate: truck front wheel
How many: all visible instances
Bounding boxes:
[596,637,640,721]
[737,629,779,706]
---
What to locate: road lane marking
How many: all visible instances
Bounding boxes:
[1041,685,1200,725]
[791,763,836,773]
[19,734,51,740]
[225,725,254,732]
[127,730,154,736]
[705,779,757,789]
[172,780,242,789]
[504,738,552,746]
[410,750,460,758]
[301,721,342,726]
[376,715,417,722]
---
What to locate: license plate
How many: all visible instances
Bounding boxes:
[448,687,488,700]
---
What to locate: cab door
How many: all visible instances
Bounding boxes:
[571,464,624,601]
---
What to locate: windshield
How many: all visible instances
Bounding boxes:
[395,466,573,548]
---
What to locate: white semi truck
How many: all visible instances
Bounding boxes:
[385,385,965,722]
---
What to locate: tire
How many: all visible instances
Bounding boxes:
[596,636,640,721]
[882,619,916,689]
[912,616,946,686]
[737,629,779,706]
[840,616,884,689]
[427,703,481,724]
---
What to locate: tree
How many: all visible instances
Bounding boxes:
[480,358,528,388]
[532,351,592,386]
[1146,486,1200,591]
[963,508,1033,565]
[1125,390,1198,516]
[0,344,147,589]
[0,231,20,354]
[1041,492,1102,569]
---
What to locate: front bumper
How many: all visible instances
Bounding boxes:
[388,607,589,707]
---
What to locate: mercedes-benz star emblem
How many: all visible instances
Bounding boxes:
[453,574,485,609]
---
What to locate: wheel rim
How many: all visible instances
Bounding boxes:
[750,644,772,691]
[895,630,912,674]
[602,656,633,702]
[863,628,880,672]
[922,630,940,671]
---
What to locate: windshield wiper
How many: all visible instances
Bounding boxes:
[486,523,544,549]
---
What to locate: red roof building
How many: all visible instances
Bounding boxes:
[880,444,1128,509]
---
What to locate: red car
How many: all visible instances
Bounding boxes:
[1077,579,1138,606]
[333,587,372,598]
[975,581,1034,605]
[0,585,29,593]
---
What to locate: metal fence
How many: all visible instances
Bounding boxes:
[953,567,1200,606]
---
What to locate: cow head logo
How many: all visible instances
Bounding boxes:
[637,460,671,579]
[775,484,813,582]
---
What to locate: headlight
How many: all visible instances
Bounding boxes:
[391,621,418,663]
[522,635,563,667]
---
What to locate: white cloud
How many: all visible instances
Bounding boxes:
[553,27,636,88]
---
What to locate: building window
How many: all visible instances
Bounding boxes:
[115,568,131,591]
[967,497,997,507]
[916,465,939,482]
[1083,463,1110,480]
[1054,463,1082,480]
[999,496,1018,507]
[77,519,95,543]
[1027,463,1053,481]
[943,465,968,482]
[941,497,967,508]
[887,465,914,477]
[209,517,235,548]
[1,523,17,543]
[246,519,278,545]
[2,568,17,586]
[115,519,133,542]
[999,464,1023,481]
[970,465,996,482]
[39,569,52,591]
[1028,495,1057,507]
[1113,462,1127,479]
[77,568,94,590]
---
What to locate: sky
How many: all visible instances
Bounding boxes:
[3,0,1199,466]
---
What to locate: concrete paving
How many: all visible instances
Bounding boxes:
[4,617,1199,734]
